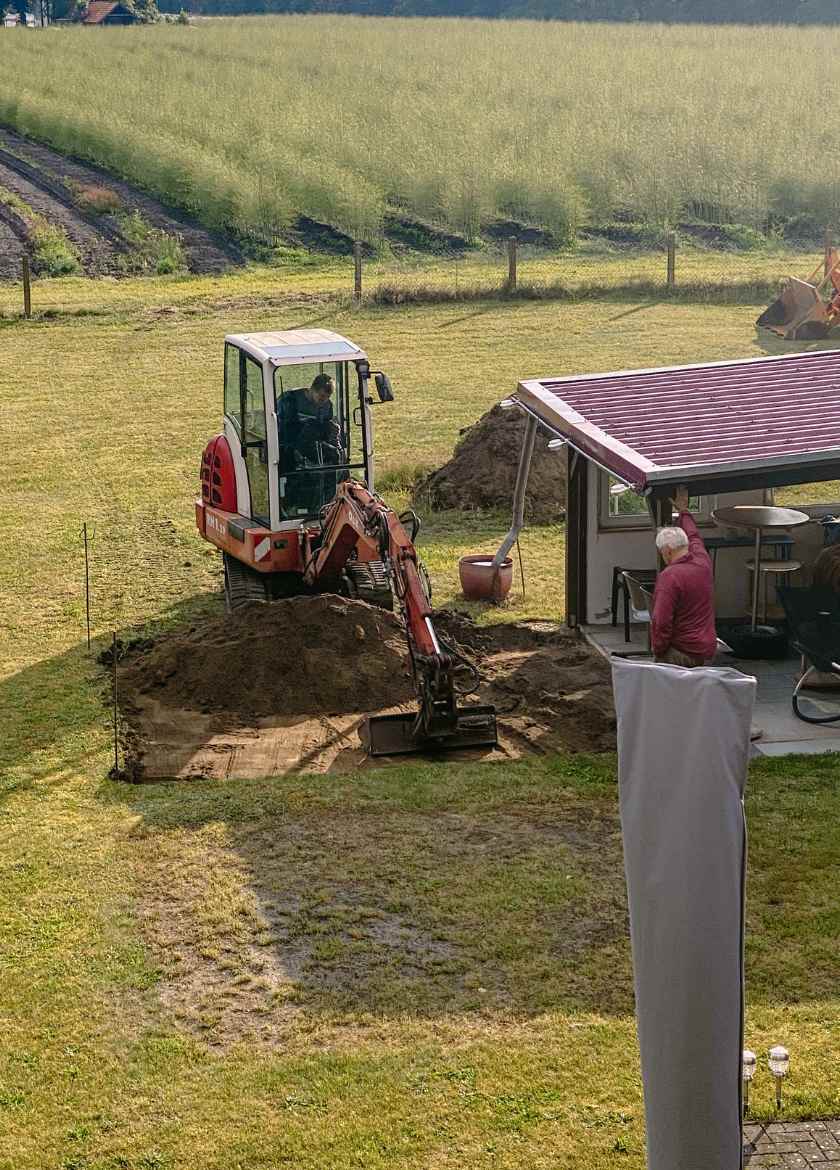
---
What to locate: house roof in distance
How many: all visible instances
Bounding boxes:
[82,1,131,22]
[513,349,840,496]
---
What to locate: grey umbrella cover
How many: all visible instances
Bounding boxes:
[611,658,756,1170]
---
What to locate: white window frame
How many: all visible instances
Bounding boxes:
[598,471,717,531]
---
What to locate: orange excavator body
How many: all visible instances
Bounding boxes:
[196,328,497,756]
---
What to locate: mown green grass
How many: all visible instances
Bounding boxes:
[3,18,840,243]
[1,276,838,1169]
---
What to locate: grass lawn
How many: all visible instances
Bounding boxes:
[1,269,838,1169]
[0,243,824,319]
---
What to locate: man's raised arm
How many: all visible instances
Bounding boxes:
[672,486,710,564]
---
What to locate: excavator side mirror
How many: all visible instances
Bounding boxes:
[374,372,394,402]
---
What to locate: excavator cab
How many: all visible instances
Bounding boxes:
[276,361,358,520]
[217,329,389,530]
[198,329,394,601]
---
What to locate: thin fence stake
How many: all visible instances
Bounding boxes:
[353,241,362,302]
[454,257,459,299]
[22,255,31,318]
[825,227,833,278]
[516,537,526,601]
[83,522,91,650]
[666,231,676,289]
[507,236,518,292]
[111,630,119,777]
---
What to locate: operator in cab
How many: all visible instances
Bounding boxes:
[278,373,341,465]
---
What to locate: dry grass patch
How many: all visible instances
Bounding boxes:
[132,790,629,1049]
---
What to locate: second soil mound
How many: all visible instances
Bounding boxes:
[416,405,567,523]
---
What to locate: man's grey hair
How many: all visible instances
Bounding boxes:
[656,526,689,554]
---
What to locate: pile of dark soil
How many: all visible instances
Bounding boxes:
[416,405,567,523]
[115,596,614,778]
[119,594,415,720]
[435,611,615,755]
[483,220,559,247]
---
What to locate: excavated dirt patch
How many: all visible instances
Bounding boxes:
[415,405,567,523]
[116,595,614,779]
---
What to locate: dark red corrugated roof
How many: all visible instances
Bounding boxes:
[82,1,120,21]
[515,349,840,492]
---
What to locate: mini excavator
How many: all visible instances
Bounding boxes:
[195,328,497,756]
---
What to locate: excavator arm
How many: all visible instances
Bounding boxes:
[303,480,498,756]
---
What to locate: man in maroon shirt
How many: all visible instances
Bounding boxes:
[651,486,718,667]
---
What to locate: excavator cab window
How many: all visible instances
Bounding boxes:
[274,361,366,520]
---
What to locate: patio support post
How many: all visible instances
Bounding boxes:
[750,524,762,632]
[566,449,589,627]
[493,413,538,568]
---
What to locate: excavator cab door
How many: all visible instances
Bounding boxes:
[223,341,272,525]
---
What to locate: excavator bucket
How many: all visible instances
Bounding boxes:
[362,704,498,757]
[757,277,830,340]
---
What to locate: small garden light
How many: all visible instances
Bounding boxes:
[742,1049,756,1116]
[768,1045,790,1110]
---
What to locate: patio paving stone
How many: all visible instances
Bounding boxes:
[745,1123,840,1168]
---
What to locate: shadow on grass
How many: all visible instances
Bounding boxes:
[108,747,634,1038]
[607,299,664,321]
[752,327,839,358]
[3,596,838,1044]
[0,592,222,802]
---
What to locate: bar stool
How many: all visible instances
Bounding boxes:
[746,559,802,623]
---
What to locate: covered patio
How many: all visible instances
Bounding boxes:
[506,348,840,756]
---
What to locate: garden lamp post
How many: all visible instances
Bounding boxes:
[768,1046,790,1110]
[742,1050,756,1116]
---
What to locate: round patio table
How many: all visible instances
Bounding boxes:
[712,505,810,632]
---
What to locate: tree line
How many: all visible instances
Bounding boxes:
[158,0,840,21]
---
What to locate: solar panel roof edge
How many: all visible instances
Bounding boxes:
[534,347,840,391]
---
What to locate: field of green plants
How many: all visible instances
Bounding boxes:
[2,17,840,247]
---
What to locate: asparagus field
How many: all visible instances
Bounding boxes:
[2,17,840,247]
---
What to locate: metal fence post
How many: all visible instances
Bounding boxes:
[111,631,119,777]
[83,522,91,650]
[353,241,362,302]
[507,236,518,292]
[825,227,833,278]
[666,232,676,289]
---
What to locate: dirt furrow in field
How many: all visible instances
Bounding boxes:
[0,155,120,276]
[0,215,26,281]
[0,128,242,275]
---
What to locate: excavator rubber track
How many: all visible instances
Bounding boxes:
[342,560,393,609]
[223,552,269,611]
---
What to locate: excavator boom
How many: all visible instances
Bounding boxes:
[309,481,498,756]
